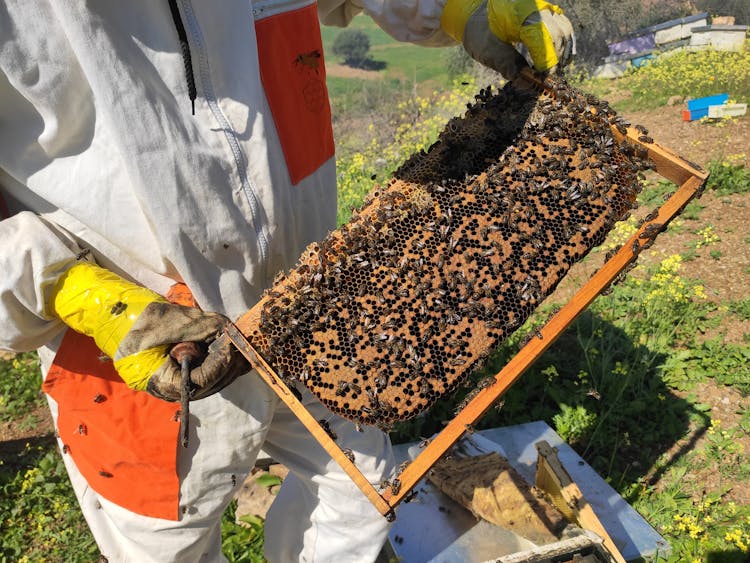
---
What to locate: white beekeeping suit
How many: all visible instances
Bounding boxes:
[0,0,454,561]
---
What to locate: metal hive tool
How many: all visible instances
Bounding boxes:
[248,75,652,428]
[226,70,708,517]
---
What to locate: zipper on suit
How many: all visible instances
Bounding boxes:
[178,0,271,265]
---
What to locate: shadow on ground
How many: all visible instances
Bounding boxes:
[391,309,709,495]
[0,433,56,475]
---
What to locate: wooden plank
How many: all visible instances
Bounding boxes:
[613,127,708,185]
[687,93,729,111]
[708,103,747,119]
[427,450,567,544]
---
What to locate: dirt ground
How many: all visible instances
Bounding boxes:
[326,63,381,80]
[668,382,750,506]
[0,402,53,446]
[550,107,750,507]
[624,110,750,507]
[625,106,750,168]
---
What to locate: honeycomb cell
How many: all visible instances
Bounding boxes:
[251,76,652,429]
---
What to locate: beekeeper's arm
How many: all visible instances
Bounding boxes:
[319,0,573,78]
[0,211,246,401]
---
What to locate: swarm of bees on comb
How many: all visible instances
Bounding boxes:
[252,75,653,429]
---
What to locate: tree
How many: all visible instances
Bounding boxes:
[332,30,371,68]
[556,0,647,68]
[695,0,749,25]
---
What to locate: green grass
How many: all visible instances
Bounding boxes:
[728,298,750,321]
[633,468,750,562]
[707,158,750,196]
[369,43,448,84]
[1,444,98,561]
[321,15,454,101]
[0,353,44,425]
[327,75,411,116]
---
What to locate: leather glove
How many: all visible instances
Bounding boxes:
[441,0,574,79]
[49,263,248,401]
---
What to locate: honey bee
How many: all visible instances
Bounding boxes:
[318,419,337,441]
[402,489,418,503]
[390,479,401,495]
[293,50,322,73]
[110,302,127,315]
[643,209,659,222]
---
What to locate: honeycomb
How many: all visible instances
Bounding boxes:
[251,76,652,429]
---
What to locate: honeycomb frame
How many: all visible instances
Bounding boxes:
[248,76,652,428]
[228,71,709,517]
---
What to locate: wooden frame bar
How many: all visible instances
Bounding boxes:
[224,323,395,520]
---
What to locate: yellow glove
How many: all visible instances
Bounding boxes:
[442,0,574,77]
[49,263,247,400]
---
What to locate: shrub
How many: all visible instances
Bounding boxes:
[332,30,371,68]
[619,41,750,109]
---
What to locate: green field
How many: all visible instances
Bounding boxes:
[321,14,455,97]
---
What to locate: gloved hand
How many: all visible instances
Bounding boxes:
[49,263,248,401]
[441,0,574,79]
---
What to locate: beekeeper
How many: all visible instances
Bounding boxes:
[0,0,572,561]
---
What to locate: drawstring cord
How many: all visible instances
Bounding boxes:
[167,0,197,114]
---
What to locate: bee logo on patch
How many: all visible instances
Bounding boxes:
[293,50,322,74]
[292,49,326,112]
